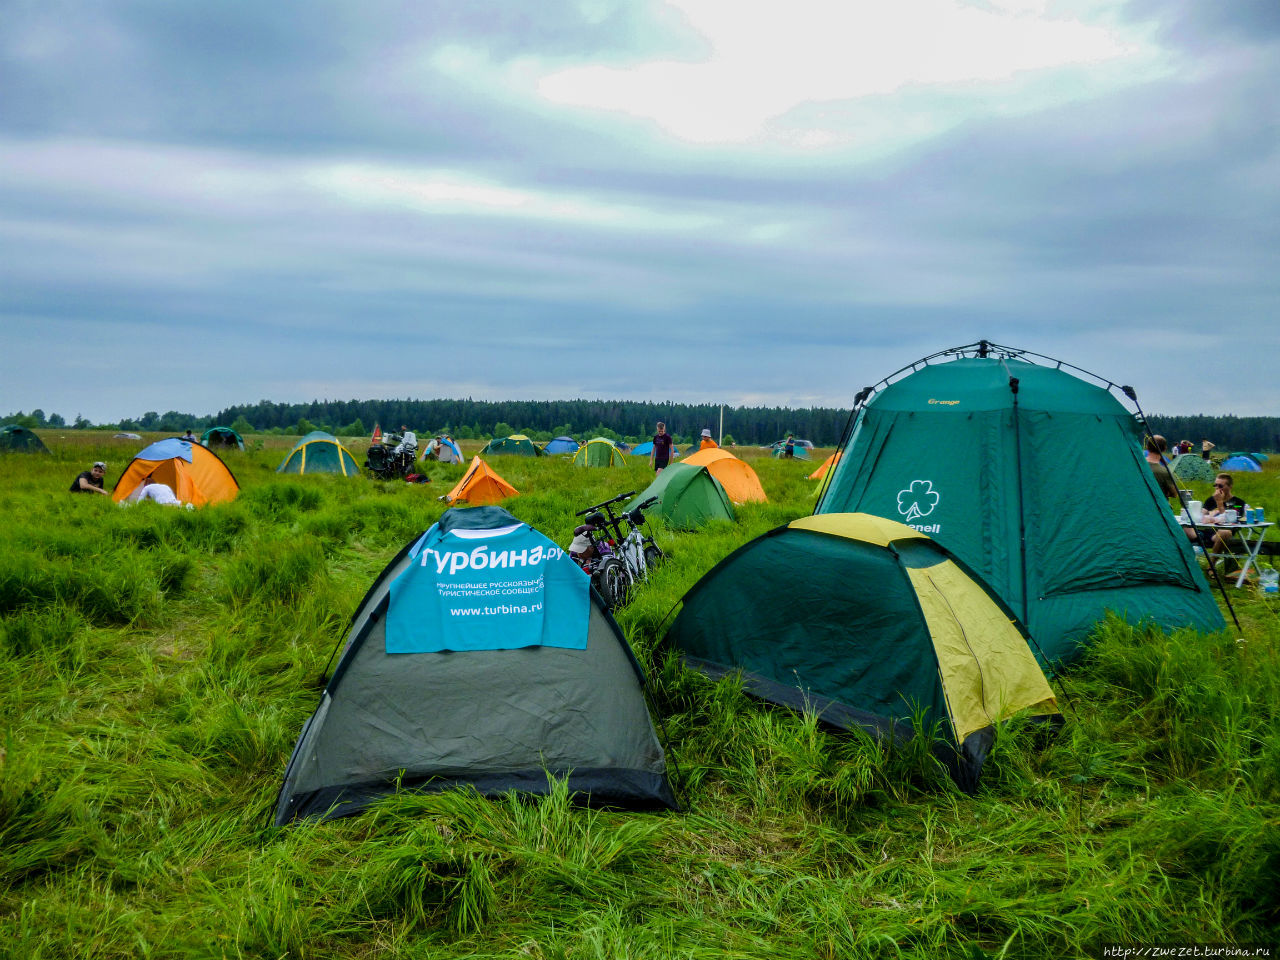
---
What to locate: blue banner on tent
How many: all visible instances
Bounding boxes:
[386,522,590,653]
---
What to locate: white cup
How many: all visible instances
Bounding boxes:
[1224,509,1238,524]
[1189,502,1203,522]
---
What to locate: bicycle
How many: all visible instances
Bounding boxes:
[570,491,664,608]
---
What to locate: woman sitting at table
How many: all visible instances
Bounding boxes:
[1185,472,1245,554]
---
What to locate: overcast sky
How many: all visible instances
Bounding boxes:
[3,0,1278,423]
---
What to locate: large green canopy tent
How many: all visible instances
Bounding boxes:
[572,437,626,467]
[0,424,49,453]
[480,435,543,456]
[627,463,735,529]
[816,343,1223,666]
[276,431,360,475]
[666,513,1060,789]
[274,506,677,823]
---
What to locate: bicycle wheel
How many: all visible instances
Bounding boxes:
[594,557,632,609]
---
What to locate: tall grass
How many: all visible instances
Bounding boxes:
[0,435,1277,957]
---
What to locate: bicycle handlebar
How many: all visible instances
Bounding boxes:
[576,491,638,516]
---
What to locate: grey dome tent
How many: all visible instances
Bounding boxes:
[274,506,677,824]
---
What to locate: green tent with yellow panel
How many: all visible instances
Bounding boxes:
[665,513,1059,789]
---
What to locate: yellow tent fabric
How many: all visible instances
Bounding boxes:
[789,513,926,548]
[904,560,1058,744]
[808,452,840,480]
[113,444,239,507]
[681,448,767,503]
[442,456,518,505]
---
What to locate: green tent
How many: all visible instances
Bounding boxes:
[274,506,677,823]
[817,355,1223,665]
[480,434,542,456]
[277,431,360,475]
[201,426,245,451]
[0,424,49,453]
[1168,453,1217,484]
[627,463,734,529]
[572,437,626,467]
[666,513,1060,790]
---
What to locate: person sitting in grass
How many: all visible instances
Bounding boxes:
[70,461,109,496]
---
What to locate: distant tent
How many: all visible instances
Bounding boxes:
[543,436,580,455]
[441,456,518,505]
[665,513,1060,791]
[631,441,682,457]
[277,432,361,476]
[113,432,142,440]
[274,505,677,823]
[771,444,811,460]
[480,435,542,456]
[809,452,840,480]
[0,424,49,453]
[423,437,466,465]
[1220,455,1263,472]
[1168,453,1216,484]
[572,437,626,468]
[113,438,239,506]
[627,463,735,530]
[615,441,632,453]
[1229,452,1267,463]
[681,448,768,504]
[201,426,245,451]
[817,350,1224,665]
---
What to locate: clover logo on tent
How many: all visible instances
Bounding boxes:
[897,480,940,521]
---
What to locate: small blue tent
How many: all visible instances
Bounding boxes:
[631,441,681,457]
[543,436,580,455]
[1220,455,1263,472]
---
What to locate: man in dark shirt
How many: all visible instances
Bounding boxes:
[70,461,109,495]
[650,421,674,474]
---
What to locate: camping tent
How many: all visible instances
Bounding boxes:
[543,436,580,455]
[809,452,840,480]
[817,353,1223,665]
[274,505,677,823]
[201,426,245,451]
[627,463,735,530]
[665,513,1059,790]
[572,437,626,467]
[441,456,518,505]
[112,438,239,506]
[1168,453,1217,484]
[0,424,49,453]
[681,448,768,504]
[1220,455,1263,472]
[277,431,360,476]
[631,441,681,457]
[771,443,811,460]
[480,435,542,456]
[422,437,466,465]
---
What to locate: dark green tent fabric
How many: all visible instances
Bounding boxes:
[274,506,677,823]
[627,463,735,529]
[480,435,542,456]
[817,357,1224,665]
[0,424,48,453]
[276,431,360,475]
[1168,454,1216,484]
[201,426,244,451]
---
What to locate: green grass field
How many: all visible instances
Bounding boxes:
[2,433,1278,959]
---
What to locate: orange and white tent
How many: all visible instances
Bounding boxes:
[441,456,518,505]
[809,452,841,480]
[680,448,767,504]
[112,438,239,507]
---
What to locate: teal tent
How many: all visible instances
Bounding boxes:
[0,424,48,453]
[201,426,245,451]
[817,349,1223,665]
[277,431,360,475]
[274,506,677,823]
[627,463,734,530]
[480,435,542,456]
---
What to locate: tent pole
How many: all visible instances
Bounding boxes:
[1009,376,1031,627]
[719,404,724,446]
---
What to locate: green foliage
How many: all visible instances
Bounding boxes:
[0,442,1277,957]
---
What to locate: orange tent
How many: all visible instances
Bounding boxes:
[680,448,767,504]
[808,452,841,480]
[441,456,518,505]
[113,438,239,507]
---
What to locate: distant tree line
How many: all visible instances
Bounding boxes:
[5,403,1278,451]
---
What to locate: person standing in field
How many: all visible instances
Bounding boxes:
[650,422,674,474]
[1145,435,1178,500]
[70,461,109,495]
[699,429,717,451]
